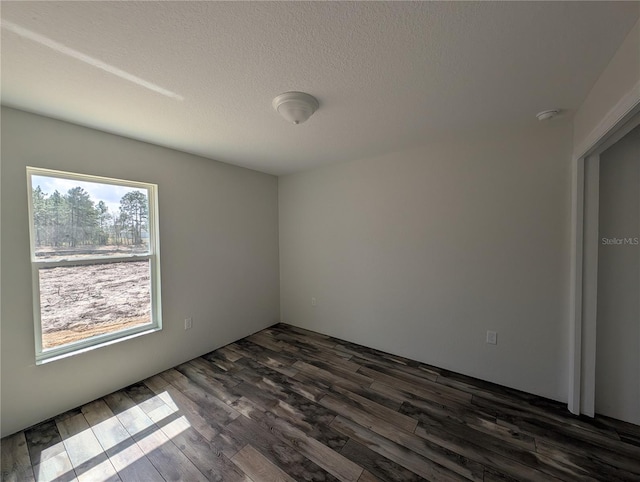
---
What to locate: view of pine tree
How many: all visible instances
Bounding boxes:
[119,191,148,246]
[32,186,47,246]
[49,190,65,247]
[66,186,96,247]
[31,184,149,251]
[96,200,111,245]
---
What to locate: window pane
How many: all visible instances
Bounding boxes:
[39,260,152,350]
[31,175,150,261]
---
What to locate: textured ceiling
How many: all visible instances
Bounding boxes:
[1,2,638,175]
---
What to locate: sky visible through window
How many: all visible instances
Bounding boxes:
[32,175,144,214]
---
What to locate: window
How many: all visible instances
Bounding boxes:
[27,167,161,363]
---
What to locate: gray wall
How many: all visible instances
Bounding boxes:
[596,125,640,424]
[279,122,573,402]
[0,107,280,437]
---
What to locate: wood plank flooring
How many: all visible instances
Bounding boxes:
[2,323,640,481]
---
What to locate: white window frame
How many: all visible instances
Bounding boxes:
[27,167,162,364]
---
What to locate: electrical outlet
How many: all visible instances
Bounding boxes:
[311,297,317,307]
[486,330,497,345]
[184,318,193,330]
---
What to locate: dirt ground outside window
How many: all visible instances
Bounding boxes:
[39,260,151,349]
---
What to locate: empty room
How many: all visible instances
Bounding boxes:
[1,2,639,481]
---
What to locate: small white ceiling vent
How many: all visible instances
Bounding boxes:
[272,92,319,125]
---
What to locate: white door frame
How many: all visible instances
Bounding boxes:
[568,82,640,416]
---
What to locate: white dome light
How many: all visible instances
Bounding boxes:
[536,109,561,121]
[272,91,319,125]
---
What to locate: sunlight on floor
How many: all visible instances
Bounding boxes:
[35,391,190,482]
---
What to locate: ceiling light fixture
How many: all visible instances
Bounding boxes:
[536,109,560,121]
[272,91,319,125]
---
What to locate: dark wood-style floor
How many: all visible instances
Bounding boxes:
[2,323,640,482]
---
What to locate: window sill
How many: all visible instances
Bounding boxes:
[36,326,161,365]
